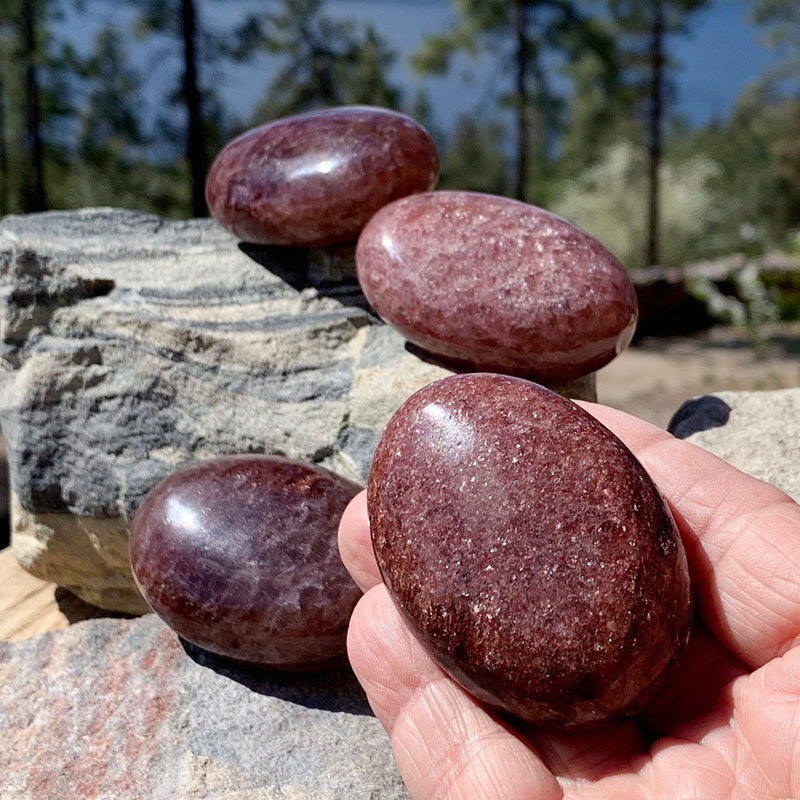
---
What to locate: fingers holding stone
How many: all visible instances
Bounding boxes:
[347,584,563,800]
[338,490,382,593]
[579,401,800,670]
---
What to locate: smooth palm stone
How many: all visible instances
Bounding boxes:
[205,106,439,247]
[356,191,638,382]
[368,373,692,728]
[129,455,362,670]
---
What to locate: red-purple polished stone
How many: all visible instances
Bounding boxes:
[356,191,638,382]
[129,455,362,670]
[368,373,692,728]
[205,106,439,247]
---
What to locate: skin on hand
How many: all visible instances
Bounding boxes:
[338,401,800,800]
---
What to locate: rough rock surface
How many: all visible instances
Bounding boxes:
[668,387,800,503]
[0,208,451,612]
[0,612,408,799]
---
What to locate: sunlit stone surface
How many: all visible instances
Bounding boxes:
[130,455,362,670]
[205,106,439,247]
[356,191,638,382]
[368,373,692,728]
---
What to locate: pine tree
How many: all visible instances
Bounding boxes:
[412,0,615,204]
[557,43,626,180]
[750,0,800,76]
[438,114,509,195]
[749,0,800,235]
[0,6,15,214]
[20,0,47,210]
[604,0,709,266]
[0,0,82,213]
[54,26,163,211]
[130,0,259,217]
[250,0,402,122]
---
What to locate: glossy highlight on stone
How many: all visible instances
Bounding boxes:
[129,455,362,670]
[205,106,439,247]
[356,191,638,382]
[368,373,692,728]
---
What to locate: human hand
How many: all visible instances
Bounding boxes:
[339,401,800,799]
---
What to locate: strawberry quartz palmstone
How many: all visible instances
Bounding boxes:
[356,191,638,382]
[130,455,362,670]
[205,105,439,247]
[368,373,692,728]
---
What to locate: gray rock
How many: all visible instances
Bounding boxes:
[668,388,800,503]
[0,612,408,799]
[0,208,452,612]
[0,433,8,549]
[0,208,599,611]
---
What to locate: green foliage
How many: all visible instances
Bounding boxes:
[557,45,630,179]
[0,0,796,275]
[670,82,800,258]
[78,27,146,156]
[411,0,617,202]
[251,0,402,121]
[437,114,510,195]
[551,139,722,269]
[686,262,781,345]
[750,0,800,62]
[127,0,264,216]
[0,0,84,213]
[50,24,188,216]
[786,229,800,256]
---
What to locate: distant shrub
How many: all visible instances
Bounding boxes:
[687,261,780,344]
[551,140,722,270]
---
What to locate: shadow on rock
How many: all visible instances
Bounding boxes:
[667,395,732,438]
[239,242,370,311]
[54,586,136,624]
[180,637,373,716]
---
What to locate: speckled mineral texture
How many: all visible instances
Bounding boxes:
[205,105,439,247]
[130,455,362,669]
[368,373,692,729]
[356,191,638,382]
[0,613,409,799]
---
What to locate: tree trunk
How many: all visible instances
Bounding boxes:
[646,0,664,266]
[181,0,207,217]
[21,0,46,212]
[513,0,530,202]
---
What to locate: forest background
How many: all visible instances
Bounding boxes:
[1,0,799,275]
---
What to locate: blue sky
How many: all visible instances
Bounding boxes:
[211,0,782,130]
[670,0,779,123]
[75,0,784,134]
[349,0,782,123]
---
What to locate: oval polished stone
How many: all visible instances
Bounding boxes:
[205,106,439,247]
[356,191,638,382]
[368,373,692,728]
[130,455,362,670]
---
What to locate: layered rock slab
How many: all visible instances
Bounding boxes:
[0,208,451,613]
[0,612,408,799]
